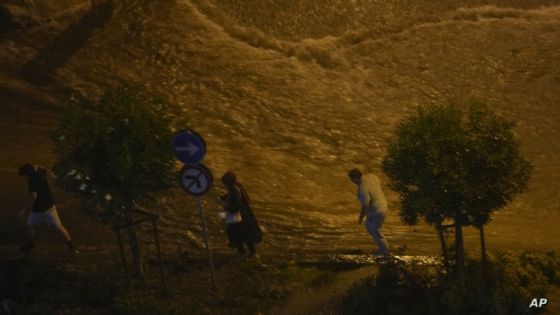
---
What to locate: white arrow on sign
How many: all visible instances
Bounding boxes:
[175,142,200,156]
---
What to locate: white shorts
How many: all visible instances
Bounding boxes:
[27,206,63,228]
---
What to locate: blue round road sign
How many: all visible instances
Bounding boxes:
[180,163,213,196]
[172,130,206,164]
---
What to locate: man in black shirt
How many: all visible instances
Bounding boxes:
[18,164,78,254]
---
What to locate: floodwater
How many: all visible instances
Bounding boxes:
[3,0,559,256]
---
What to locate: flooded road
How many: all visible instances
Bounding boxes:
[2,0,559,256]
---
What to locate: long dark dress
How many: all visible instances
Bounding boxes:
[223,183,263,247]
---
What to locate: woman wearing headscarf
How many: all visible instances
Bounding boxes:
[220,171,262,257]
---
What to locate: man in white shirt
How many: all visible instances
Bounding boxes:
[348,168,391,256]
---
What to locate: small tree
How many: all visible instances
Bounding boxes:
[382,101,532,273]
[51,85,180,279]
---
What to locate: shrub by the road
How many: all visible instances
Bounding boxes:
[342,251,559,315]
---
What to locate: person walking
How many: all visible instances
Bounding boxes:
[348,168,391,257]
[220,171,262,258]
[18,164,78,254]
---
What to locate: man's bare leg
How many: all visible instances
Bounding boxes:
[50,206,78,253]
[57,224,78,253]
[19,226,35,251]
[56,224,71,242]
[27,226,35,242]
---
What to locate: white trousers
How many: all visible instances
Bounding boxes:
[365,211,391,255]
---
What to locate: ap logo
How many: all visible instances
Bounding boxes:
[529,298,548,308]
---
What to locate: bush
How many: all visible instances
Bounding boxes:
[382,101,532,269]
[342,261,441,315]
[51,84,182,214]
[383,101,532,227]
[50,84,186,279]
[342,251,559,315]
[112,259,336,315]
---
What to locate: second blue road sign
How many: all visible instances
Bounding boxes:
[180,164,213,197]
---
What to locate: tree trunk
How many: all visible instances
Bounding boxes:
[454,219,465,276]
[114,227,130,284]
[125,207,144,280]
[91,0,97,15]
[479,224,487,268]
[152,217,165,290]
[437,223,450,273]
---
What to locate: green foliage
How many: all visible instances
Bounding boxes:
[342,251,559,315]
[112,259,335,315]
[440,251,556,315]
[382,100,532,227]
[342,261,442,315]
[51,84,182,214]
[15,252,121,315]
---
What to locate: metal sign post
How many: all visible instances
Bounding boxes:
[180,164,216,289]
[196,197,217,289]
[173,129,216,290]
